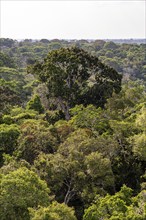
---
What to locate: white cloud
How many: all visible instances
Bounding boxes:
[1,0,145,39]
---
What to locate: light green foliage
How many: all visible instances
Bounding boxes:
[0,167,50,220]
[85,151,114,187]
[0,154,31,175]
[70,104,111,135]
[0,124,20,156]
[0,67,25,89]
[2,114,14,124]
[105,80,146,120]
[52,119,74,142]
[129,104,146,160]
[10,106,27,116]
[83,185,146,220]
[135,104,146,128]
[2,107,38,124]
[131,133,146,161]
[29,201,77,220]
[34,129,115,205]
[125,190,146,220]
[141,173,146,190]
[12,111,37,121]
[0,67,33,112]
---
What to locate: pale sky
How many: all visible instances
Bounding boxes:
[0,0,145,39]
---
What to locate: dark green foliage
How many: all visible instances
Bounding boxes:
[0,38,15,48]
[45,110,65,124]
[0,85,21,113]
[0,52,16,68]
[0,124,20,161]
[15,119,57,163]
[28,47,122,119]
[0,67,33,112]
[40,39,50,43]
[26,95,44,113]
[103,41,119,50]
[0,38,145,220]
[26,57,36,65]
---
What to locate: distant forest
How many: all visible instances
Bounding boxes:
[0,38,146,80]
[0,38,146,220]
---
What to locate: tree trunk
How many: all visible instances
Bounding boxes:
[64,105,70,121]
[58,97,70,121]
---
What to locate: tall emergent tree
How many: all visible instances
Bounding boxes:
[28,47,122,120]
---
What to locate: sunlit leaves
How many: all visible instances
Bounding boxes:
[29,201,77,220]
[0,167,50,220]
